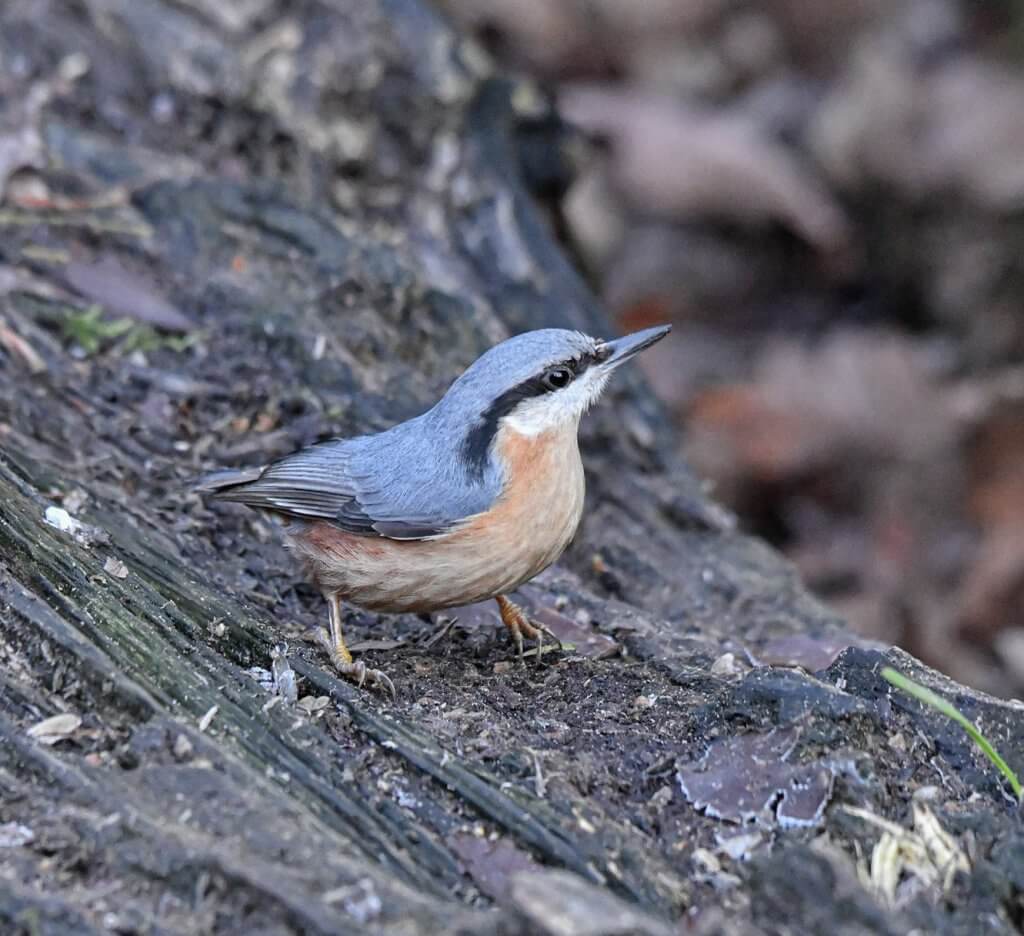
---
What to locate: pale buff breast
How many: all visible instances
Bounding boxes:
[285,423,585,612]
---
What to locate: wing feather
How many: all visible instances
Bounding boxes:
[199,431,494,541]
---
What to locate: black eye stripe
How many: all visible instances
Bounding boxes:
[563,351,596,376]
[461,347,602,476]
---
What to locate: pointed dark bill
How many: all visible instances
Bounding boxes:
[599,324,672,368]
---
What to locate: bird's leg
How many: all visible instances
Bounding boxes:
[325,592,353,665]
[316,592,395,696]
[495,595,562,665]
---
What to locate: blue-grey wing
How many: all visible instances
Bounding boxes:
[199,419,501,541]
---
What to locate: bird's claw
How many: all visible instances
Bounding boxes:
[314,627,396,697]
[524,617,562,666]
[497,597,563,667]
[336,659,396,697]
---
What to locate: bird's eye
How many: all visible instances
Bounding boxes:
[542,367,573,391]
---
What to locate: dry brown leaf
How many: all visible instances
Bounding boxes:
[813,36,1024,211]
[688,330,952,483]
[561,85,850,255]
[65,255,194,332]
[440,0,726,76]
[438,0,590,74]
[0,54,88,199]
[958,402,1024,642]
[449,833,538,902]
[104,556,129,579]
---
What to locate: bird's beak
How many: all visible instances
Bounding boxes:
[598,324,671,368]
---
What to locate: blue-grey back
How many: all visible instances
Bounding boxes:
[206,328,598,538]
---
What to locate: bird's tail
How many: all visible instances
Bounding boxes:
[193,466,266,498]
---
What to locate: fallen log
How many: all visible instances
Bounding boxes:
[1,2,1022,934]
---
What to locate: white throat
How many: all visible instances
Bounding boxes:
[502,368,611,437]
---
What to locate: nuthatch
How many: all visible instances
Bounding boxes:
[199,324,670,693]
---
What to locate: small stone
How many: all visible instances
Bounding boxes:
[172,734,194,761]
[888,732,907,752]
[716,830,764,862]
[649,786,673,809]
[692,848,721,873]
[63,489,88,513]
[493,661,512,674]
[324,878,382,924]
[710,652,741,676]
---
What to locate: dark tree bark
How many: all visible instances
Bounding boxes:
[1,2,1022,934]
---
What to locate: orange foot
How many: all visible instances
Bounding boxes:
[495,595,563,665]
[313,627,395,696]
[316,593,395,696]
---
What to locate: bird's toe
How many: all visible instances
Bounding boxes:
[333,658,396,696]
[529,617,563,653]
[369,668,396,697]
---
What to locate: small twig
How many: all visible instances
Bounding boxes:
[0,318,46,373]
[520,642,574,659]
[527,747,547,798]
[198,705,219,732]
[422,615,457,648]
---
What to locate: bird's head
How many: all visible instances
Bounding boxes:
[437,325,671,470]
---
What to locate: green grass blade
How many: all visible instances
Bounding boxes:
[881,666,1022,800]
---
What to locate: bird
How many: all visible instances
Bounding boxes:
[198,324,670,694]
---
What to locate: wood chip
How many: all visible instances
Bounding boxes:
[103,556,129,579]
[346,639,406,652]
[27,712,81,744]
[198,705,218,732]
[0,320,46,373]
[296,695,330,714]
[172,734,194,761]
